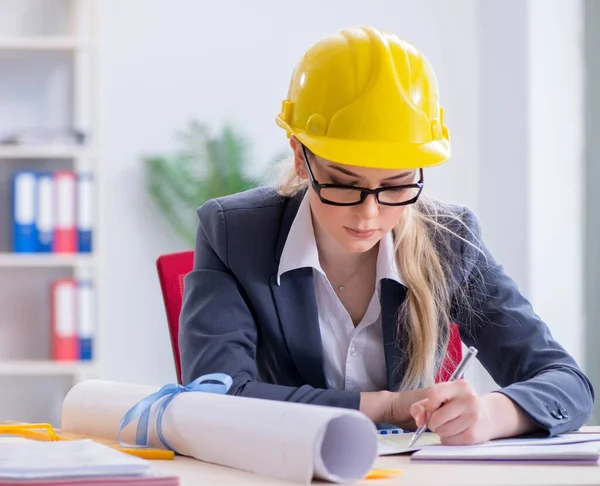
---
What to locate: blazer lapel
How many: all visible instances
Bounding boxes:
[270,270,327,389]
[380,279,409,391]
[269,190,327,389]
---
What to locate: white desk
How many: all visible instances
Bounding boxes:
[155,427,600,486]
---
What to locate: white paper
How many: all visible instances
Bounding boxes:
[61,380,378,484]
[0,438,150,479]
[377,432,441,455]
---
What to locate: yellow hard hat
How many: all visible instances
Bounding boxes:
[276,26,450,170]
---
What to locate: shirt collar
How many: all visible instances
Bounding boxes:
[277,193,404,286]
[377,224,404,286]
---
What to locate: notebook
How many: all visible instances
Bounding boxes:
[0,475,180,486]
[410,433,600,464]
[0,438,153,480]
[379,432,600,460]
[411,441,600,464]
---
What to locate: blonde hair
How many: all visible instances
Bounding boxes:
[275,157,480,390]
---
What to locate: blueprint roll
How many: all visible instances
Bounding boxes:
[61,380,378,484]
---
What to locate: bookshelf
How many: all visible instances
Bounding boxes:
[0,360,94,376]
[0,0,101,426]
[0,253,97,268]
[0,146,90,159]
[0,36,93,51]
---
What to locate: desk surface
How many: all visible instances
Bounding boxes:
[155,427,600,486]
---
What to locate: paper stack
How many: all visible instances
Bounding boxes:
[0,438,178,485]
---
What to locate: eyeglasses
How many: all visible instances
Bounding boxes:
[301,144,424,207]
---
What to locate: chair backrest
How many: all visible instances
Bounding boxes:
[156,250,195,384]
[435,323,463,383]
[155,250,462,385]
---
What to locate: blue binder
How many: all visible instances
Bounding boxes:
[35,172,54,253]
[78,280,94,360]
[12,172,38,253]
[77,172,93,253]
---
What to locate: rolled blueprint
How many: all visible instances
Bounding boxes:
[61,380,378,484]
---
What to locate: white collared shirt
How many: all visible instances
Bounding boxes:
[277,194,404,392]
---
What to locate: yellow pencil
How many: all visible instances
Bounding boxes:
[364,468,403,480]
[0,422,174,460]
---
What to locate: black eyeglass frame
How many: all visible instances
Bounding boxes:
[301,144,425,207]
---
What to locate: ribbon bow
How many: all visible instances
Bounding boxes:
[117,373,232,451]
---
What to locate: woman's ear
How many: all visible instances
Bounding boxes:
[289,136,307,180]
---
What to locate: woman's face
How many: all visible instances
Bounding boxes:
[291,138,418,255]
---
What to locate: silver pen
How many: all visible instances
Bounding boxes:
[408,346,479,448]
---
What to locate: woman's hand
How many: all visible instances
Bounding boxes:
[409,381,537,445]
[409,380,493,444]
[360,388,427,428]
[360,381,536,443]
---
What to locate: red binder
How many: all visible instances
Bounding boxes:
[53,171,77,253]
[51,279,79,361]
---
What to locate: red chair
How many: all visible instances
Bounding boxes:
[435,323,463,383]
[156,250,462,385]
[156,251,195,385]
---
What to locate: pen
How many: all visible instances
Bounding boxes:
[408,346,479,448]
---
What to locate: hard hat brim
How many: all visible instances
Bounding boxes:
[294,132,450,170]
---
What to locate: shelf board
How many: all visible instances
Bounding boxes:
[0,254,96,268]
[0,360,95,376]
[0,37,93,51]
[0,146,90,159]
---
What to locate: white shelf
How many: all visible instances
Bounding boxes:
[0,37,93,51]
[0,254,96,268]
[0,0,102,426]
[0,360,95,376]
[0,146,90,159]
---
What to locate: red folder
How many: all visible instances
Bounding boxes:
[51,279,79,361]
[53,171,77,253]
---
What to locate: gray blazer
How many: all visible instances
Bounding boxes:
[179,187,594,436]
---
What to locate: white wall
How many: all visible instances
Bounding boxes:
[475,0,585,369]
[98,0,482,386]
[527,0,585,365]
[584,0,600,427]
[476,0,530,293]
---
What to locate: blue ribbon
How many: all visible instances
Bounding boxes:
[117,373,232,451]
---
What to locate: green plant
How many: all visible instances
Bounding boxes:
[143,120,260,246]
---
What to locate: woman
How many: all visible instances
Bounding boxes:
[179,26,594,445]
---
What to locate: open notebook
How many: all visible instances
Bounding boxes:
[379,432,600,464]
[378,432,441,455]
